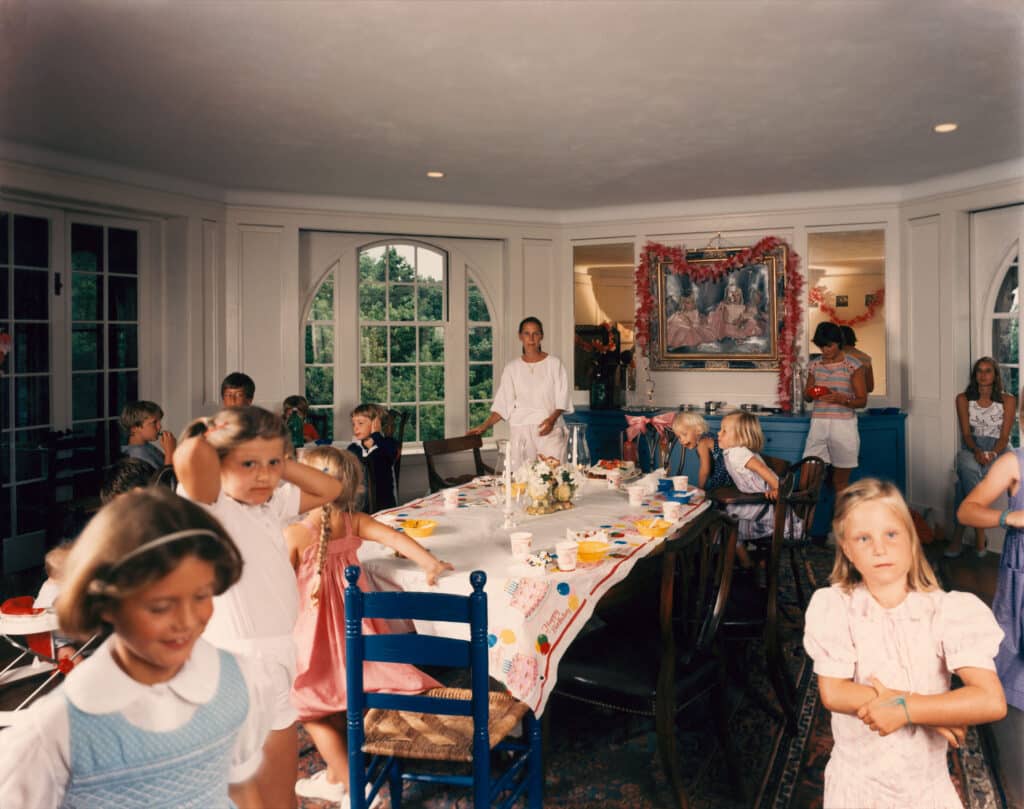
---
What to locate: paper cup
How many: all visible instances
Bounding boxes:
[442,488,460,509]
[606,468,623,489]
[626,484,644,506]
[510,531,533,559]
[672,476,689,491]
[555,540,578,571]
[663,500,684,522]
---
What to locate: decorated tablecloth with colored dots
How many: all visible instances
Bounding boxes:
[359,477,710,716]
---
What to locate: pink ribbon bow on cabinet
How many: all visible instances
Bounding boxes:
[624,412,675,441]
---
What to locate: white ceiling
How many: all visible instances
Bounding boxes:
[2,0,1022,210]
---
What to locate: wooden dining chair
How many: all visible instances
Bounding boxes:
[344,566,543,809]
[422,434,494,493]
[384,407,411,491]
[552,510,744,809]
[720,468,798,733]
[782,456,828,608]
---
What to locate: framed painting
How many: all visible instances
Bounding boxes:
[646,243,790,371]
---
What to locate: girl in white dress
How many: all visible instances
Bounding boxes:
[467,316,573,466]
[0,488,274,809]
[804,479,1006,809]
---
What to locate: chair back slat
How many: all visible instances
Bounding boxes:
[423,434,493,493]
[361,590,473,623]
[362,634,472,668]
[786,456,827,535]
[364,692,474,717]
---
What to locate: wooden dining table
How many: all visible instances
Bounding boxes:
[357,475,711,717]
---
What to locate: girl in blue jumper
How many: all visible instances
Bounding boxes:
[0,488,275,808]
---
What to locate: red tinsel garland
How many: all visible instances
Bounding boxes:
[808,285,885,327]
[634,237,804,410]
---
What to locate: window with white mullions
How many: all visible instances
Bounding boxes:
[357,243,447,442]
[990,255,1020,447]
[305,273,335,442]
[467,278,494,436]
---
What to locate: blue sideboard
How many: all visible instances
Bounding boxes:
[564,407,907,536]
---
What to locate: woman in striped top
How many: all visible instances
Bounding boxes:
[803,322,868,497]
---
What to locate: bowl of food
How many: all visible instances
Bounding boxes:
[635,518,672,538]
[400,519,437,539]
[808,385,832,400]
[576,540,611,562]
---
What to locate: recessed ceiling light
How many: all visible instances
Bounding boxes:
[426,170,445,178]
[933,122,958,133]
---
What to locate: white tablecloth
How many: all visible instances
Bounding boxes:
[359,478,709,716]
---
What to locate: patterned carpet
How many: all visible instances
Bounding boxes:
[297,544,1006,809]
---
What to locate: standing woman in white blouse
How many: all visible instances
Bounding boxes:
[467,316,573,465]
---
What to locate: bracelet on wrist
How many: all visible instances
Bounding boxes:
[1000,508,1011,529]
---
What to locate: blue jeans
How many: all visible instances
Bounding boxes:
[955,434,1003,510]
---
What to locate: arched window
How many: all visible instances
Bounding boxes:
[989,253,1020,445]
[303,239,496,445]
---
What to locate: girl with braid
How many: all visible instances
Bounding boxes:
[285,446,452,805]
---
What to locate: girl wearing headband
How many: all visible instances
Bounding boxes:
[0,488,275,809]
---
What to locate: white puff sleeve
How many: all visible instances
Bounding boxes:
[937,590,1004,673]
[550,356,573,413]
[803,586,857,679]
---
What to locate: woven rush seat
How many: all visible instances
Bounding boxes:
[362,687,530,762]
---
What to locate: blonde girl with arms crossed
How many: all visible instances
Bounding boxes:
[174,406,342,809]
[0,488,274,809]
[286,447,452,804]
[805,479,1006,809]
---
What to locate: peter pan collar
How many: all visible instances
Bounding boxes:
[849,585,937,622]
[64,636,220,714]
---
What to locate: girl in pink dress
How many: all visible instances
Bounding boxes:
[804,479,1006,808]
[665,293,715,348]
[287,446,453,805]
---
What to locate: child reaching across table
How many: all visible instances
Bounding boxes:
[805,479,1006,809]
[174,406,342,809]
[286,446,452,805]
[0,488,275,809]
[671,410,731,491]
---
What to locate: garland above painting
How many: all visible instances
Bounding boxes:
[634,237,804,410]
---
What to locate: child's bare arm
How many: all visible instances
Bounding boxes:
[745,455,779,500]
[173,435,221,504]
[816,674,878,715]
[857,669,1006,736]
[696,438,713,489]
[228,780,264,809]
[282,459,343,514]
[283,522,316,572]
[356,513,453,585]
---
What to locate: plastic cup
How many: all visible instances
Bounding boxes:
[626,484,644,506]
[556,540,578,571]
[510,531,533,559]
[442,488,460,509]
[672,476,689,491]
[663,500,683,522]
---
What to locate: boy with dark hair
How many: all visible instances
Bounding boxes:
[100,457,156,503]
[119,400,175,469]
[221,371,256,407]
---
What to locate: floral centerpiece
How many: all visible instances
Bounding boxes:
[516,457,583,515]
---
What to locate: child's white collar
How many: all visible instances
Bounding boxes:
[64,636,220,714]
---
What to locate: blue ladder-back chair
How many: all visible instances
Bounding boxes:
[344,566,543,809]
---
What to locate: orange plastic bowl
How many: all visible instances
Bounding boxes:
[808,385,831,400]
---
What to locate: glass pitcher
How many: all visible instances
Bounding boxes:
[565,423,591,471]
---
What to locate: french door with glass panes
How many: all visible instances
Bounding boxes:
[1,203,144,577]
